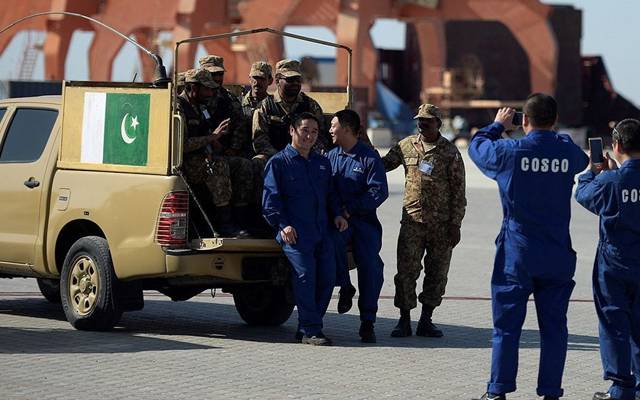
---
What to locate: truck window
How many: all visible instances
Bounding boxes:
[0,108,58,163]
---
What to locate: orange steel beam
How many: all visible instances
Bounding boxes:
[43,0,99,80]
[394,0,556,95]
[0,0,558,102]
[0,0,51,55]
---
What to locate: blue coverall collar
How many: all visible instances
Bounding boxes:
[338,140,365,157]
[284,143,316,161]
[621,158,640,169]
[526,129,556,139]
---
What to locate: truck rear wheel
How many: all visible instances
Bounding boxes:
[60,236,122,331]
[233,284,294,326]
[37,278,61,303]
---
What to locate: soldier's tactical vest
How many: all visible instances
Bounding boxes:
[241,95,261,119]
[264,93,312,152]
[204,89,236,150]
[177,95,209,157]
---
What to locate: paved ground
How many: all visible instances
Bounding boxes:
[0,150,606,399]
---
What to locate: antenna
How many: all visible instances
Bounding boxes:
[0,12,170,86]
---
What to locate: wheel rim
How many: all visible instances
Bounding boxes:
[68,255,99,315]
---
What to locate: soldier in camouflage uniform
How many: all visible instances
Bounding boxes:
[242,61,274,205]
[252,60,325,160]
[176,69,248,238]
[199,55,254,231]
[382,103,466,338]
[176,71,186,95]
[241,61,273,122]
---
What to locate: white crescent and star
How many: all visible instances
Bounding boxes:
[120,113,139,144]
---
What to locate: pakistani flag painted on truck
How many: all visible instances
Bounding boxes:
[81,92,150,166]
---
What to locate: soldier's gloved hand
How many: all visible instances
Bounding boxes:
[448,224,461,248]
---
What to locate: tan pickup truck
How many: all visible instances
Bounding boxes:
[0,24,353,331]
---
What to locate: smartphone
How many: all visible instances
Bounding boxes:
[589,137,604,164]
[512,111,523,126]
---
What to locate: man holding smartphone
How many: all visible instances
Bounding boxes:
[468,93,589,400]
[575,119,640,400]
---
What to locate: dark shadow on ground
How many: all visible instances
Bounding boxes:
[0,296,599,352]
[0,298,217,354]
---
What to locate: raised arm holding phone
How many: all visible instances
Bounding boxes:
[468,94,589,400]
[575,119,640,400]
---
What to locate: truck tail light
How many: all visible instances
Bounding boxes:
[156,191,189,248]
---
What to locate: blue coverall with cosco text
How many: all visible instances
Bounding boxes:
[468,122,589,397]
[576,160,640,400]
[262,144,340,336]
[327,140,389,322]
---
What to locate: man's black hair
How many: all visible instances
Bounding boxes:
[335,109,361,135]
[523,93,557,128]
[613,118,640,153]
[292,112,320,129]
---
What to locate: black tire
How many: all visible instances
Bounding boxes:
[233,284,294,326]
[36,278,61,303]
[60,236,122,331]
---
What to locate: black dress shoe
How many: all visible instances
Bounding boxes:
[593,392,613,400]
[416,318,443,337]
[472,393,506,400]
[337,284,356,314]
[359,321,376,343]
[294,330,303,342]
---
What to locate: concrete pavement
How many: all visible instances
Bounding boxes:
[0,150,606,399]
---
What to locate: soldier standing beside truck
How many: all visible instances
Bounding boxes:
[382,103,466,339]
[176,68,248,238]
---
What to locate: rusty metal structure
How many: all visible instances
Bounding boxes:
[0,0,560,98]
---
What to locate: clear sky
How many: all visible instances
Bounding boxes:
[0,0,638,106]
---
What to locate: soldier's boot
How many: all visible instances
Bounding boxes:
[471,393,506,400]
[214,205,250,238]
[592,393,613,400]
[543,397,560,400]
[416,305,443,337]
[232,205,254,238]
[359,321,376,343]
[390,309,412,337]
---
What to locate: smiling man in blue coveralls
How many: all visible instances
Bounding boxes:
[575,119,640,400]
[327,109,389,343]
[468,93,589,400]
[263,112,349,346]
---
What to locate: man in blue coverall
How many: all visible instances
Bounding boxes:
[575,119,640,400]
[327,109,389,343]
[468,93,589,400]
[263,112,349,346]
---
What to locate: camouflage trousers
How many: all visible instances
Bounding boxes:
[226,156,253,206]
[184,154,231,207]
[394,220,453,310]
